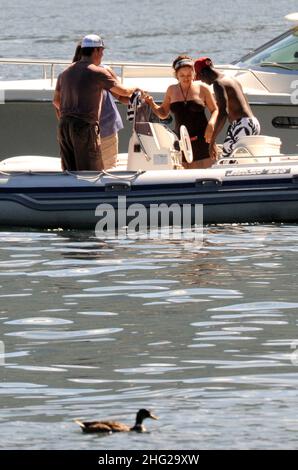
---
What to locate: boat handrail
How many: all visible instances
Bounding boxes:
[0,58,270,90]
[0,58,172,86]
[217,153,298,165]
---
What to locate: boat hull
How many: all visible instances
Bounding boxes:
[1,167,298,228]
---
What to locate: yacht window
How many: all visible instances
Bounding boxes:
[236,27,298,70]
[272,116,298,129]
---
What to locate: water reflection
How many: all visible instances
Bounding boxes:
[0,225,298,449]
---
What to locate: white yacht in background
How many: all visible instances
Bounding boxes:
[0,13,297,159]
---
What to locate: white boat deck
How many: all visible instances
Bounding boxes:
[1,151,298,175]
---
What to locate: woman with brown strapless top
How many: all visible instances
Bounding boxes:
[144,55,218,169]
[170,99,210,162]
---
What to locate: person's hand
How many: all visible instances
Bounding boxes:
[144,94,155,107]
[204,122,214,143]
[133,87,145,96]
[137,88,147,98]
[209,141,218,160]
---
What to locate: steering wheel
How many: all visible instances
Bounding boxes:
[179,125,193,163]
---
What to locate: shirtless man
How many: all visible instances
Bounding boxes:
[194,57,260,159]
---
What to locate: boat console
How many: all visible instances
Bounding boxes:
[127,123,193,171]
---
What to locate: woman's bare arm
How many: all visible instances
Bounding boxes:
[144,87,172,119]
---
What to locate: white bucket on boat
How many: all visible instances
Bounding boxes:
[233,135,282,156]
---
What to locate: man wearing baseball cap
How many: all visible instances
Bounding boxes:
[194,57,260,159]
[53,34,140,171]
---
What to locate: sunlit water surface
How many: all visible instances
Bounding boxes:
[1,0,298,450]
[0,225,298,449]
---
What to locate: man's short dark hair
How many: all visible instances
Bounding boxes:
[81,47,97,56]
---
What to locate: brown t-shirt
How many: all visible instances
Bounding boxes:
[56,61,117,124]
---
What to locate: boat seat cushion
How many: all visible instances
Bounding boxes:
[0,155,62,172]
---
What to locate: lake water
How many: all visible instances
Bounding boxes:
[1,226,298,450]
[1,0,298,450]
[1,0,298,76]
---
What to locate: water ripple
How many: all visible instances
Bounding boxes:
[1,223,298,449]
[209,301,298,312]
[5,317,73,326]
[5,327,123,340]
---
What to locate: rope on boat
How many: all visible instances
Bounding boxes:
[100,169,146,181]
[64,169,145,182]
[64,170,103,181]
[0,169,145,181]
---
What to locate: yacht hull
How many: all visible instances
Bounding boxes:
[0,99,296,159]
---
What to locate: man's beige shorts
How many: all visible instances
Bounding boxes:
[101,133,118,170]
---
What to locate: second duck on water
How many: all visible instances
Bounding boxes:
[75,408,158,433]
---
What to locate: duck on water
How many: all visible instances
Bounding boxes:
[75,408,158,433]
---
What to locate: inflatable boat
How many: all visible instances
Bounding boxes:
[0,112,298,230]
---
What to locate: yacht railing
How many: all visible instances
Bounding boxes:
[0,58,172,86]
[0,58,270,91]
[0,58,70,85]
